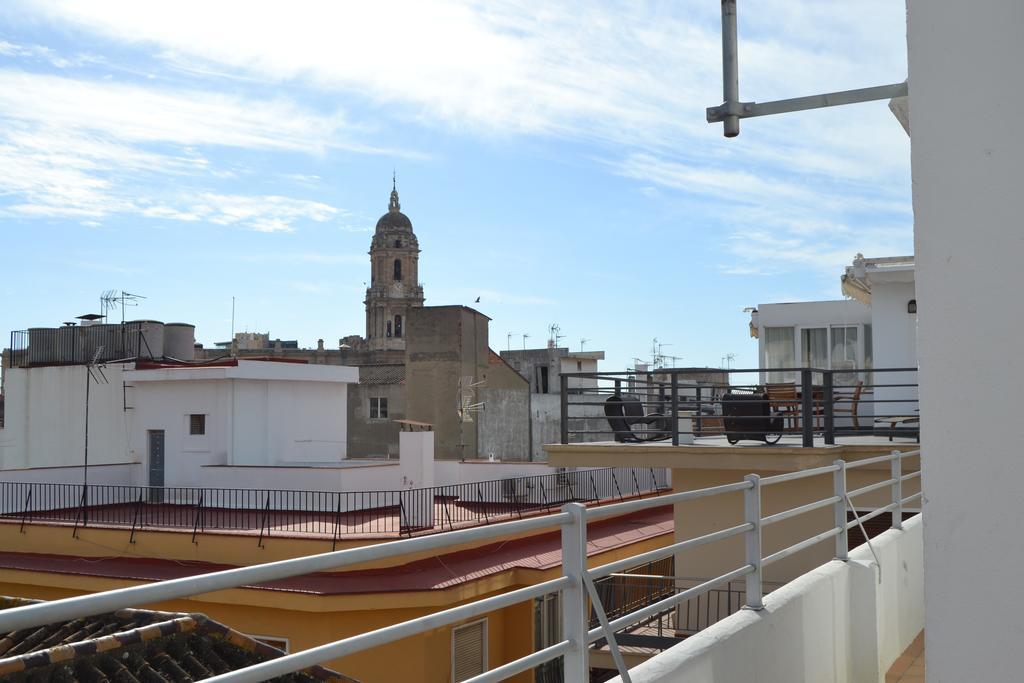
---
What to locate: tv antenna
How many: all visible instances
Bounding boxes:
[81,345,109,527]
[522,333,530,350]
[456,375,486,462]
[100,290,146,324]
[506,332,519,352]
[580,338,589,352]
[721,353,736,369]
[548,323,565,348]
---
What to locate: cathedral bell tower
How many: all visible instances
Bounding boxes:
[365,177,424,351]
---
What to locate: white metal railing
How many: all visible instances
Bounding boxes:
[0,450,922,683]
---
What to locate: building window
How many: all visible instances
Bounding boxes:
[189,414,206,435]
[394,259,402,281]
[386,320,393,337]
[452,619,487,682]
[395,314,403,338]
[536,366,549,394]
[370,397,389,419]
[577,360,582,371]
[250,635,289,653]
[394,238,402,248]
[533,594,560,681]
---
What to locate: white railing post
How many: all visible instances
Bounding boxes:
[561,502,589,679]
[890,450,903,530]
[833,460,848,561]
[743,474,763,610]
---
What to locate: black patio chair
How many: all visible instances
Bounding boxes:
[605,394,671,443]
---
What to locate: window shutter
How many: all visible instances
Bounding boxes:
[452,620,486,682]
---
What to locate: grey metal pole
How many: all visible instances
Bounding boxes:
[742,474,763,609]
[890,451,903,530]
[670,372,679,446]
[560,502,589,679]
[721,0,740,137]
[833,460,848,561]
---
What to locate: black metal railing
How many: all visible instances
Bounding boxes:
[8,323,154,368]
[0,467,669,540]
[560,367,919,447]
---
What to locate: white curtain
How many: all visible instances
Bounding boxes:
[830,326,859,385]
[765,327,795,383]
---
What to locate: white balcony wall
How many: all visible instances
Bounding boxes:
[613,516,923,683]
[0,365,132,471]
[908,1,1024,679]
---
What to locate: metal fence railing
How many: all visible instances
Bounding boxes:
[0,450,921,683]
[0,467,669,542]
[560,366,920,447]
[8,324,155,368]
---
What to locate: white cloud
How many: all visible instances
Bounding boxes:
[16,1,907,158]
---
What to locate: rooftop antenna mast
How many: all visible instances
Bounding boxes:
[522,333,530,350]
[548,323,566,349]
[580,338,589,352]
[722,353,736,369]
[707,0,908,137]
[99,290,118,323]
[99,290,146,325]
[456,376,486,462]
[81,346,109,527]
[506,332,519,353]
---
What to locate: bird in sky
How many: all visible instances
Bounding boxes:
[474,296,480,303]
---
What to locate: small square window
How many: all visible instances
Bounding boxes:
[189,414,206,435]
[370,397,389,419]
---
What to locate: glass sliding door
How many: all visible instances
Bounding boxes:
[830,326,859,385]
[800,328,828,380]
[764,327,796,383]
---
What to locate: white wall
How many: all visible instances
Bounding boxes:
[615,516,924,683]
[908,2,1024,680]
[0,365,132,470]
[869,281,919,416]
[755,300,871,373]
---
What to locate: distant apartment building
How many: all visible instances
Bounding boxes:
[749,254,918,418]
[500,346,605,460]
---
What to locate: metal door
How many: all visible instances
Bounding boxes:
[148,430,165,501]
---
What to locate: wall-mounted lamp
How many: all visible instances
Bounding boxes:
[908,299,917,314]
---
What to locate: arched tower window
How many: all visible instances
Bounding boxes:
[393,259,402,281]
[394,314,403,338]
[394,238,402,248]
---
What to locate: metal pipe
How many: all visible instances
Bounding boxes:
[847,478,896,499]
[743,473,763,609]
[587,565,754,641]
[586,479,752,521]
[560,502,589,680]
[834,460,848,561]
[588,523,751,580]
[205,576,571,683]
[759,463,840,486]
[463,641,572,683]
[761,496,840,527]
[0,510,571,633]
[721,0,740,137]
[762,526,843,567]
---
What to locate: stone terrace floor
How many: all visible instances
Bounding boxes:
[886,630,925,682]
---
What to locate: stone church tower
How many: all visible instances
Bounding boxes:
[364,179,425,351]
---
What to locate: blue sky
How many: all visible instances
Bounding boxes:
[0,1,911,370]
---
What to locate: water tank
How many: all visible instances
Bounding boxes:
[56,325,84,364]
[128,320,165,359]
[27,327,57,365]
[164,323,196,360]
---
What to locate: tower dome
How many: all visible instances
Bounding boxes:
[364,176,424,351]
